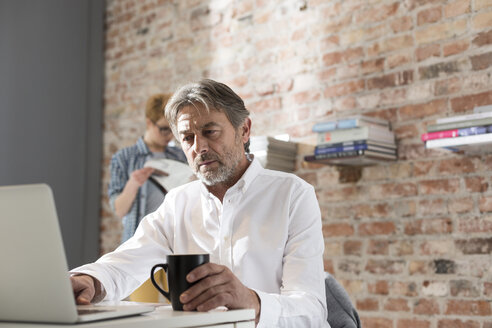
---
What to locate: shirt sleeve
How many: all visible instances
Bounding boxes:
[107,152,128,212]
[255,183,329,328]
[70,205,173,301]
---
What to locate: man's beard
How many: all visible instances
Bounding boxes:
[192,135,243,186]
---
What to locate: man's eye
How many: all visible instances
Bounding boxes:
[204,130,217,136]
[182,135,193,142]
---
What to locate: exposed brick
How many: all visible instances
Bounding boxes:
[399,99,447,120]
[360,317,393,328]
[384,298,410,312]
[250,97,282,112]
[405,218,453,235]
[338,259,362,274]
[472,29,492,46]
[387,52,412,69]
[484,282,492,297]
[356,298,379,311]
[414,298,441,315]
[322,223,355,237]
[390,281,418,297]
[353,203,390,219]
[448,197,474,214]
[365,259,406,274]
[417,7,442,25]
[437,319,480,328]
[471,51,492,70]
[368,281,389,295]
[422,280,448,296]
[433,259,457,274]
[367,240,390,255]
[419,198,447,216]
[445,300,492,316]
[367,70,413,90]
[444,0,471,18]
[323,80,365,98]
[359,222,396,236]
[450,279,480,297]
[476,0,492,10]
[368,35,414,56]
[456,237,492,254]
[416,44,440,61]
[419,59,467,80]
[457,217,492,233]
[443,39,469,56]
[473,10,492,29]
[397,318,431,328]
[393,240,414,256]
[465,176,488,193]
[343,240,362,256]
[419,178,460,195]
[435,76,462,96]
[361,58,385,75]
[420,240,454,255]
[355,2,399,24]
[479,195,492,212]
[409,260,430,275]
[390,15,413,32]
[416,19,467,44]
[452,90,492,113]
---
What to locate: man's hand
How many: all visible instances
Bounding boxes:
[70,274,99,305]
[179,263,261,322]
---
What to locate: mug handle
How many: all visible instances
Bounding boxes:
[150,264,170,302]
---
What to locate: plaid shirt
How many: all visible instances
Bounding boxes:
[108,137,187,243]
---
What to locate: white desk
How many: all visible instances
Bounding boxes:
[0,306,255,328]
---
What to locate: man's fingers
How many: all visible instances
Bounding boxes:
[182,283,230,311]
[187,262,224,282]
[70,275,95,305]
[181,273,229,303]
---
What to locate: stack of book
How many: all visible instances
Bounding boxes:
[249,136,297,172]
[423,105,492,151]
[304,115,397,166]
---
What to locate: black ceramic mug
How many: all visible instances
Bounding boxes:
[150,254,210,310]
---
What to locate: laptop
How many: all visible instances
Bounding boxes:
[0,183,156,323]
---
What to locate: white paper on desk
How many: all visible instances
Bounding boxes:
[144,158,195,191]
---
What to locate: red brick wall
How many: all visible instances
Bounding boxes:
[102,0,492,325]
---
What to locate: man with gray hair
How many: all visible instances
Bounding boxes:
[70,79,329,327]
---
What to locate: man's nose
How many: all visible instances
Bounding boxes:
[193,135,208,155]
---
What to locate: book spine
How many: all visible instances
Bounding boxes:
[421,126,489,141]
[427,117,492,132]
[315,143,369,155]
[337,120,388,130]
[458,126,487,136]
[308,150,363,160]
[425,132,492,148]
[317,126,394,144]
[312,121,337,132]
[421,129,459,141]
[436,111,492,124]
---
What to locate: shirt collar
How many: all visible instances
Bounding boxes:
[136,137,152,156]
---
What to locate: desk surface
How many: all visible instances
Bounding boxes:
[0,306,255,328]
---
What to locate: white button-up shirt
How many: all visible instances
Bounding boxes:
[72,158,329,327]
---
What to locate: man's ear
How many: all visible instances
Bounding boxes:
[241,118,252,143]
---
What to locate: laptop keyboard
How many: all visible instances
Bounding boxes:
[78,308,115,315]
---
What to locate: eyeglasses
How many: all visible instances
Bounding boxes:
[154,123,173,136]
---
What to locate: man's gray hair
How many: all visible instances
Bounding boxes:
[165,79,250,152]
